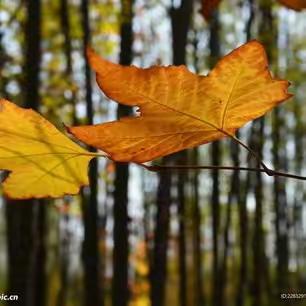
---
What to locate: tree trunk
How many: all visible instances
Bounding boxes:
[237,172,249,306]
[292,77,303,285]
[251,2,273,305]
[209,10,221,306]
[112,1,133,306]
[170,2,193,306]
[192,149,205,306]
[268,3,289,296]
[60,0,77,124]
[191,29,205,306]
[57,2,75,305]
[272,108,289,295]
[80,1,101,305]
[150,158,172,306]
[252,119,265,306]
[6,1,46,306]
[150,2,193,306]
[236,1,254,305]
[219,141,240,306]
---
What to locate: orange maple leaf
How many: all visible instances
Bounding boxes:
[69,40,292,163]
[278,0,306,10]
[201,0,221,20]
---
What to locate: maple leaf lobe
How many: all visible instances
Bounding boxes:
[70,40,292,163]
[201,0,222,21]
[278,0,306,10]
[0,99,94,199]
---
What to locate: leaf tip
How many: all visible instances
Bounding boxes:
[65,125,79,139]
[2,174,91,200]
[0,98,8,112]
[86,46,95,59]
[63,122,71,133]
[245,39,266,52]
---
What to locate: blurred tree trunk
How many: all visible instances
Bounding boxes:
[192,149,205,306]
[112,1,133,306]
[6,1,46,306]
[56,205,70,306]
[236,1,254,305]
[292,72,303,283]
[238,135,252,306]
[191,30,205,306]
[60,0,77,124]
[219,141,240,306]
[251,119,266,306]
[80,1,101,306]
[237,172,250,306]
[61,0,72,78]
[56,1,75,306]
[150,2,193,306]
[251,2,273,305]
[209,10,221,306]
[150,159,172,306]
[270,5,289,297]
[170,2,193,306]
[0,24,7,96]
[272,107,289,295]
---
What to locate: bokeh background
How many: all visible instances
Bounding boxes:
[1,0,306,306]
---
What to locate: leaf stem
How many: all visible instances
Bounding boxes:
[136,130,305,180]
[85,152,108,158]
[93,134,305,181]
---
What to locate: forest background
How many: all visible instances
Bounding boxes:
[1,0,306,306]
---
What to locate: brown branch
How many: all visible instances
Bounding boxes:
[222,131,274,176]
[137,163,306,181]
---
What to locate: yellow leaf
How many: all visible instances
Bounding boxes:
[0,99,95,199]
[69,40,292,163]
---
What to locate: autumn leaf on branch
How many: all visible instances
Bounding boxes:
[0,99,98,199]
[69,40,292,163]
[278,0,306,11]
[201,0,221,21]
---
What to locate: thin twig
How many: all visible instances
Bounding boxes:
[137,163,306,180]
[222,131,274,176]
[95,131,305,181]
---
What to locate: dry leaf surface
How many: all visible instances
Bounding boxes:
[69,41,292,163]
[201,0,221,20]
[278,0,306,10]
[0,99,94,199]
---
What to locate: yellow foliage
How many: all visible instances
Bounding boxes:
[0,99,95,199]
